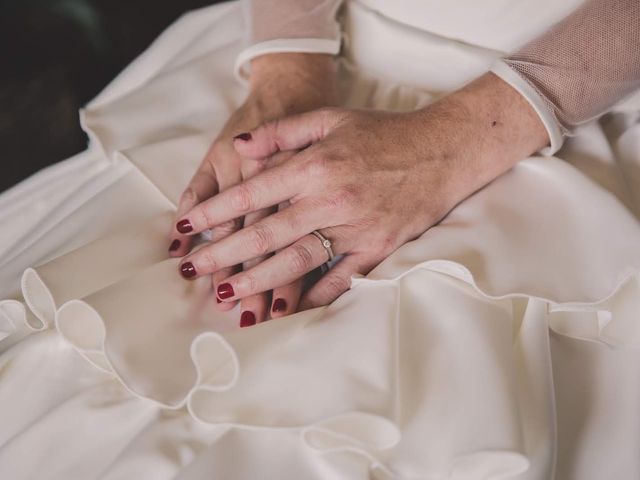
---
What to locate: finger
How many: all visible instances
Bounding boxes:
[214,150,291,318]
[239,293,270,327]
[213,270,239,311]
[209,218,243,312]
[238,242,270,323]
[210,192,271,314]
[175,158,309,236]
[214,233,335,302]
[169,162,220,256]
[207,177,246,312]
[299,254,377,311]
[179,202,333,278]
[240,149,296,179]
[270,278,304,319]
[269,200,304,319]
[233,108,341,159]
[237,203,277,325]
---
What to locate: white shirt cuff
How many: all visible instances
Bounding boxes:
[490,59,564,156]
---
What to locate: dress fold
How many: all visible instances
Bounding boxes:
[1,1,639,478]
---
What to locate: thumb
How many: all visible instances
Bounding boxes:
[233,107,341,159]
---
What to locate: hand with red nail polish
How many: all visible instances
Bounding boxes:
[174,73,548,312]
[168,53,338,324]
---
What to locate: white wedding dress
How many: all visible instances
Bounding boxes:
[1,1,639,479]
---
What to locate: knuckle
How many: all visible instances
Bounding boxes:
[209,142,232,166]
[379,235,398,255]
[243,158,266,177]
[319,107,349,127]
[180,187,198,208]
[242,257,263,270]
[216,218,242,236]
[200,249,218,272]
[303,155,334,181]
[241,271,258,293]
[245,224,274,256]
[301,156,323,179]
[289,243,315,275]
[318,106,339,121]
[229,184,253,212]
[210,141,225,156]
[196,205,215,230]
[324,274,350,299]
[372,232,399,256]
[316,106,334,116]
[326,185,359,211]
[269,118,282,140]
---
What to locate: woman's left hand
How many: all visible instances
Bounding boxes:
[174,73,548,310]
[169,53,337,324]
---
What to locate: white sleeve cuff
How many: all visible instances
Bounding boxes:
[234,38,341,83]
[490,59,564,156]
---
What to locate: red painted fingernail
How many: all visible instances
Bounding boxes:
[233,132,252,141]
[176,219,193,234]
[169,239,181,252]
[240,311,256,328]
[216,297,221,304]
[217,283,235,299]
[180,262,197,279]
[272,298,287,313]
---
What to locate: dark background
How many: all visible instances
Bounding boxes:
[0,0,219,192]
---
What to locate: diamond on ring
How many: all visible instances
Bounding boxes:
[311,230,335,261]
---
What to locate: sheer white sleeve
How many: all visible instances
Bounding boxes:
[235,0,344,80]
[491,0,640,154]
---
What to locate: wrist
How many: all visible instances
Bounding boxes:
[249,53,338,111]
[417,72,549,195]
[250,52,336,85]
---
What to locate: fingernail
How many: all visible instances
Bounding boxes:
[169,239,181,252]
[233,132,252,141]
[272,298,287,313]
[216,297,221,304]
[217,282,235,299]
[240,311,256,327]
[176,219,193,234]
[180,262,197,279]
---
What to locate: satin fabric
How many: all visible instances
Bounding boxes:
[1,1,639,479]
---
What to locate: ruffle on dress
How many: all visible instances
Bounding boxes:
[1,1,640,478]
[2,149,639,478]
